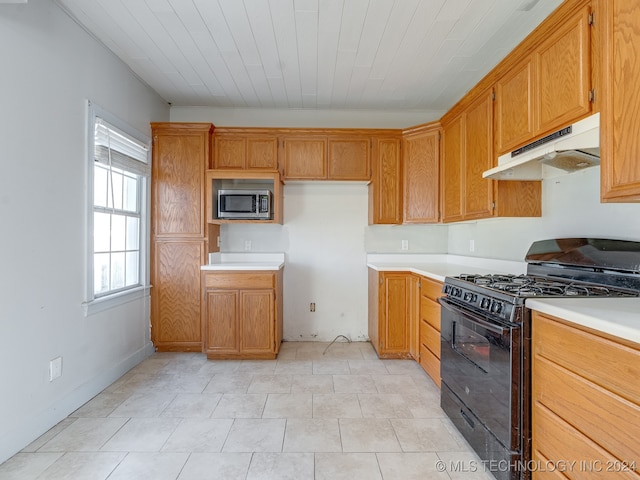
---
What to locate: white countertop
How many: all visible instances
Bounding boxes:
[366,253,526,282]
[526,297,640,344]
[367,253,640,345]
[201,252,285,271]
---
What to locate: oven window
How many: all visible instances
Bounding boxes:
[453,322,491,373]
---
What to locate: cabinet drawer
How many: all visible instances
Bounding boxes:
[204,272,275,290]
[532,402,639,480]
[534,355,640,466]
[420,319,440,359]
[419,343,440,387]
[420,295,441,332]
[533,313,640,403]
[420,277,443,301]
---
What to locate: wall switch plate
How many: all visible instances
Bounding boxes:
[469,239,475,252]
[244,240,252,251]
[217,236,220,248]
[49,357,62,381]
[310,303,316,312]
[401,240,409,250]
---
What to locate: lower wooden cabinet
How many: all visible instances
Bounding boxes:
[202,269,283,359]
[418,277,442,386]
[532,311,640,479]
[368,269,417,359]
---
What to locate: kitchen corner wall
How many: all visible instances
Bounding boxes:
[448,167,640,261]
[0,0,168,464]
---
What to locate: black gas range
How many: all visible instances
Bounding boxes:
[438,238,640,480]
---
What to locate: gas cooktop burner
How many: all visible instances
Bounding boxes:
[456,273,636,297]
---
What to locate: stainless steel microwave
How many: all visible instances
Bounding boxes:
[217,189,272,219]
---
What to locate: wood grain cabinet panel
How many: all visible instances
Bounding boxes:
[403,124,440,224]
[203,270,283,359]
[282,137,327,179]
[213,133,278,171]
[532,312,640,479]
[463,92,494,220]
[441,116,463,223]
[152,124,211,237]
[418,276,442,387]
[368,269,416,359]
[494,58,535,155]
[536,4,592,134]
[152,240,205,350]
[369,137,402,224]
[598,0,640,202]
[327,137,370,180]
[150,123,213,352]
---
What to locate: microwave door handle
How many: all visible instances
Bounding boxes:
[438,297,509,335]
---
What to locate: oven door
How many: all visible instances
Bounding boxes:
[438,297,521,453]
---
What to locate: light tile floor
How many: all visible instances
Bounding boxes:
[0,341,495,480]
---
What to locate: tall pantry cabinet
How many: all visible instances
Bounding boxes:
[150,123,217,352]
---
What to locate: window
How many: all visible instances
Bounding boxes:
[84,102,151,315]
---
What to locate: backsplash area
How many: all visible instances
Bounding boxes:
[448,167,640,261]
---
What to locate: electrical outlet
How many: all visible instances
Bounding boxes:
[310,302,316,312]
[244,240,252,251]
[49,357,62,381]
[401,240,409,251]
[469,239,475,252]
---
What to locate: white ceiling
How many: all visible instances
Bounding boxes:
[56,0,563,112]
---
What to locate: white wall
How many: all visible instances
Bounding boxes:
[170,106,442,129]
[0,0,169,463]
[448,167,640,261]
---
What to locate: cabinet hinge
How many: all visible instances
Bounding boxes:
[588,12,594,25]
[589,89,596,103]
[492,202,496,210]
[492,91,496,101]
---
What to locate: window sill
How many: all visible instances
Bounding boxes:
[83,285,151,316]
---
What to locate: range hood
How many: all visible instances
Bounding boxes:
[483,112,600,180]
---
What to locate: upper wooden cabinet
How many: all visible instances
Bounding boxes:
[282,134,371,181]
[327,136,371,180]
[402,123,440,223]
[441,91,494,222]
[369,136,403,225]
[282,136,327,179]
[442,90,542,223]
[494,3,592,157]
[213,130,278,171]
[494,58,535,155]
[597,0,640,202]
[151,123,213,237]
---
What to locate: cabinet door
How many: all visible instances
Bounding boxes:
[214,136,246,170]
[247,137,278,170]
[205,290,239,354]
[464,91,494,220]
[327,137,370,180]
[403,127,440,223]
[536,4,592,134]
[441,116,463,223]
[283,137,326,179]
[380,273,410,354]
[600,0,640,202]
[370,137,402,224]
[494,58,535,156]
[240,290,274,353]
[152,240,204,350]
[152,125,210,237]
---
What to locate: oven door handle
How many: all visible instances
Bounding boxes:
[437,297,510,335]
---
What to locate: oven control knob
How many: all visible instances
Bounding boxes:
[491,301,503,314]
[443,285,451,295]
[480,298,491,310]
[452,287,462,297]
[463,292,475,302]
